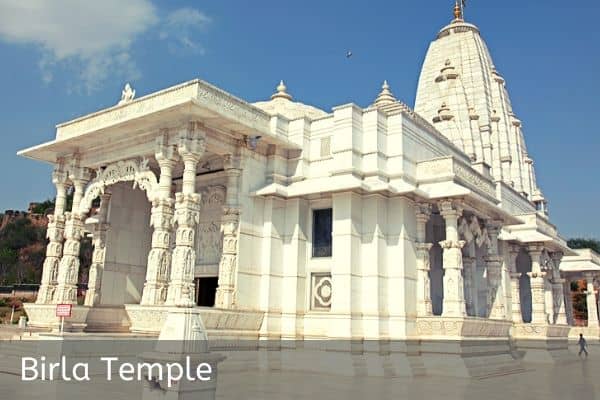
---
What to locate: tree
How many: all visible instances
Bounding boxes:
[0,218,44,250]
[0,248,18,285]
[568,238,600,253]
[0,218,46,285]
[31,199,55,215]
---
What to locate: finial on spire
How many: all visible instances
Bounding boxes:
[373,80,397,107]
[453,1,462,20]
[271,80,293,100]
[453,0,466,21]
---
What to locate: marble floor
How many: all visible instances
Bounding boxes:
[0,348,596,400]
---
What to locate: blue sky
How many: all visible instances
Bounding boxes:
[0,0,598,238]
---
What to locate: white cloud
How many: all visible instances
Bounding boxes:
[160,8,211,54]
[0,0,158,91]
[0,0,212,93]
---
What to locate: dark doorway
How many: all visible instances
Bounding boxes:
[196,277,218,307]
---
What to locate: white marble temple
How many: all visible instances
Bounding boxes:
[17,4,598,375]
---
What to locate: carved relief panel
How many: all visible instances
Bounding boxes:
[195,185,226,274]
[311,273,332,311]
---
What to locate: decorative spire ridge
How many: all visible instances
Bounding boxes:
[271,80,293,101]
[373,80,397,107]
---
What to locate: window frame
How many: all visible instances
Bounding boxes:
[311,207,333,258]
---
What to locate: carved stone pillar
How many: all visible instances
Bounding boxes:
[486,223,505,319]
[544,262,555,324]
[550,252,567,325]
[36,163,69,304]
[552,278,567,325]
[215,154,242,309]
[564,278,575,325]
[585,273,599,327]
[527,243,547,324]
[166,126,205,307]
[508,244,522,323]
[141,136,177,305]
[84,193,111,307]
[415,204,433,316]
[463,256,476,317]
[53,165,91,304]
[439,200,466,317]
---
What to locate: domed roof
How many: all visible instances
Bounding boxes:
[253,80,328,120]
[414,12,541,200]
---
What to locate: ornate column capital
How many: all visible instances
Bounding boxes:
[550,251,564,273]
[67,156,93,215]
[415,203,432,243]
[527,243,546,275]
[415,203,432,221]
[177,122,206,161]
[508,243,521,257]
[52,166,69,186]
[527,270,547,279]
[438,199,463,218]
[69,167,92,184]
[550,251,564,261]
[439,239,466,250]
[527,242,545,257]
[155,132,179,164]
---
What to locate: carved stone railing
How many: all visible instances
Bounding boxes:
[416,156,497,200]
[497,181,535,215]
[511,323,571,339]
[415,317,512,338]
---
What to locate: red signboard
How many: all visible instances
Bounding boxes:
[55,304,72,318]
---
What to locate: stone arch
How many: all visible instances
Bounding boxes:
[78,158,159,215]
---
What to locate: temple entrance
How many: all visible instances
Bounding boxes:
[196,277,218,307]
[95,182,152,306]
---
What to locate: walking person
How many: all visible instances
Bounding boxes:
[578,333,589,358]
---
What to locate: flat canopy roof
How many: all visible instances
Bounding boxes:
[19,79,300,164]
[561,249,600,273]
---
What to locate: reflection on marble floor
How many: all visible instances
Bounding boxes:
[0,349,597,400]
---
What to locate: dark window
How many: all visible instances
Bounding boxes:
[312,208,332,257]
[196,277,219,307]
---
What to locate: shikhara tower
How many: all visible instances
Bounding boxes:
[17,3,600,378]
[415,4,545,210]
